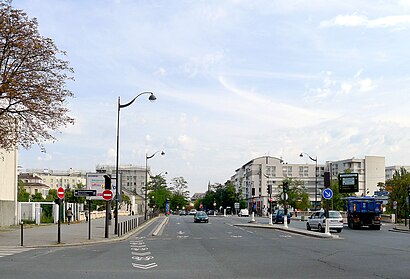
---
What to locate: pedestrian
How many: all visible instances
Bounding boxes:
[66,207,73,225]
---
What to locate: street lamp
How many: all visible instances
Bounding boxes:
[115,92,156,235]
[300,152,318,210]
[145,150,165,220]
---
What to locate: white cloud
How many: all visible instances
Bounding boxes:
[320,14,410,28]
[358,78,375,92]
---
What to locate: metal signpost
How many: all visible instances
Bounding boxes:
[74,190,97,240]
[57,187,64,244]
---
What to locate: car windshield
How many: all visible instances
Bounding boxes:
[328,211,342,218]
[196,212,207,217]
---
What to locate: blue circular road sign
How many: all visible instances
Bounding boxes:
[323,188,333,199]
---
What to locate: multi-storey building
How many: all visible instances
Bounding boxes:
[95,164,149,196]
[18,173,49,197]
[25,168,87,190]
[326,156,385,196]
[385,165,410,181]
[231,156,324,214]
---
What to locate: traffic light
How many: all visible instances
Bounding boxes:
[283,182,289,193]
[324,172,331,188]
[54,198,61,205]
[267,185,272,194]
[104,174,112,190]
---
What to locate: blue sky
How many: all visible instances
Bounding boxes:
[15,0,410,194]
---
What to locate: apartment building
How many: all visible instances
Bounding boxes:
[26,168,87,190]
[385,165,410,181]
[95,164,149,196]
[326,156,385,196]
[231,156,324,214]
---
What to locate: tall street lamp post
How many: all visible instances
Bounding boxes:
[115,92,156,235]
[300,152,318,210]
[145,150,165,220]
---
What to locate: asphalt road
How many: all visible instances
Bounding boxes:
[1,215,409,279]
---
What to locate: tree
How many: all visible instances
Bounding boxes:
[17,179,29,201]
[170,176,190,198]
[276,179,311,211]
[386,168,410,219]
[0,0,74,151]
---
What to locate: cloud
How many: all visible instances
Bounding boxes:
[320,14,410,28]
[358,78,375,92]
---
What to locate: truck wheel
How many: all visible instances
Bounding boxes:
[348,218,354,229]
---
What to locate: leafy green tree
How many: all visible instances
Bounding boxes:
[30,192,44,202]
[386,167,410,219]
[276,179,311,210]
[17,180,30,202]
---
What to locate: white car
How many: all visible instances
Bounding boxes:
[306,210,344,233]
[238,209,249,217]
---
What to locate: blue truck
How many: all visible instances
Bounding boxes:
[346,197,382,230]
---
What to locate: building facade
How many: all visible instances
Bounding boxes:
[95,164,149,197]
[326,156,385,196]
[231,156,324,215]
[385,165,410,181]
[0,149,18,226]
[24,168,87,190]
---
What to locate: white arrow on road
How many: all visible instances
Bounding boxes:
[132,263,158,269]
[177,230,185,235]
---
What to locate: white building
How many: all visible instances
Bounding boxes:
[326,156,385,196]
[24,168,87,190]
[231,156,324,214]
[385,165,410,181]
[0,149,18,226]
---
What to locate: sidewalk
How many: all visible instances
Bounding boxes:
[0,215,160,248]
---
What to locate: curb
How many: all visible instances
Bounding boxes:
[234,223,338,239]
[19,216,160,249]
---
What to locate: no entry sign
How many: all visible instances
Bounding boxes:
[57,187,65,199]
[102,190,113,201]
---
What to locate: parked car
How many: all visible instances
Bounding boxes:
[272,209,291,224]
[238,208,249,217]
[188,209,197,215]
[179,210,187,216]
[194,211,209,223]
[207,210,215,215]
[306,210,343,233]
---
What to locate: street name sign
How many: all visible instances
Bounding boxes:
[74,189,97,197]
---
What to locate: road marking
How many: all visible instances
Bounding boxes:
[132,251,151,256]
[131,247,149,251]
[0,247,34,258]
[279,234,292,238]
[177,230,185,235]
[130,245,147,248]
[132,255,155,261]
[177,235,189,239]
[230,235,243,238]
[132,263,158,269]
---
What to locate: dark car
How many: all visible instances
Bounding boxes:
[272,209,291,224]
[194,211,209,223]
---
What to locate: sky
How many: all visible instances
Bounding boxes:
[14,0,410,195]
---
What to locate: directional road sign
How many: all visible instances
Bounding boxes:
[323,188,333,200]
[74,189,97,197]
[57,187,65,199]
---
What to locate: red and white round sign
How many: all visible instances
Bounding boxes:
[57,187,65,199]
[102,190,113,201]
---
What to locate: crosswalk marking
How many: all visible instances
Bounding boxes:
[0,247,34,258]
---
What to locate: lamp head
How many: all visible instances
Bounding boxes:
[148,93,157,102]
[161,151,165,155]
[299,153,303,157]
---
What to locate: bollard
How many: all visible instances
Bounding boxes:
[20,221,24,246]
